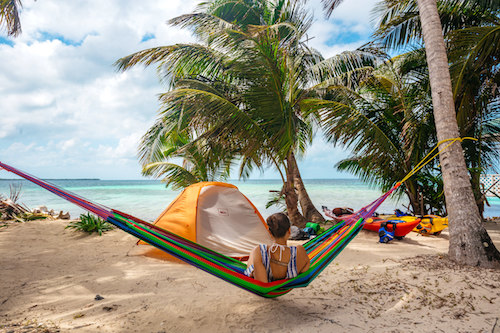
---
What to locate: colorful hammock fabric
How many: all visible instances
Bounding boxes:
[0,161,399,298]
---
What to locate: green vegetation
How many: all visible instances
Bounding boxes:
[115,0,499,266]
[116,0,497,222]
[66,213,114,236]
[303,54,442,214]
[116,0,363,225]
[1,0,498,266]
[370,0,500,216]
[0,0,22,37]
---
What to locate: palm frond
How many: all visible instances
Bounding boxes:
[0,0,22,36]
[321,0,346,18]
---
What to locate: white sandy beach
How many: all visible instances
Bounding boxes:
[1,219,500,333]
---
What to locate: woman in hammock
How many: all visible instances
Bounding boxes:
[245,213,310,282]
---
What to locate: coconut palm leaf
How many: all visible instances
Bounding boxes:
[0,0,22,37]
[321,0,346,18]
[372,0,500,51]
[448,25,500,97]
[117,0,340,224]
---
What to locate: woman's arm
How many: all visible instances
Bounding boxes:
[296,245,311,273]
[248,246,268,283]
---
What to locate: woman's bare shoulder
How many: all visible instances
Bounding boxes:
[295,245,310,261]
[295,244,307,253]
[251,245,263,256]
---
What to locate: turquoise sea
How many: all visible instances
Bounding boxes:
[0,179,499,221]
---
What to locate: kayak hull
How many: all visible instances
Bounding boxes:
[363,217,421,237]
[414,215,448,235]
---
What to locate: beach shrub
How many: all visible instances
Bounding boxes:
[66,213,114,236]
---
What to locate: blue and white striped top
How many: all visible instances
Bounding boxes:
[244,244,298,281]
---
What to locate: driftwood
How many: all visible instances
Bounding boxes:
[0,195,29,220]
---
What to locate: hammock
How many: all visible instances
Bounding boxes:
[0,161,399,298]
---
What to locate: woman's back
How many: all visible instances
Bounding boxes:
[268,244,292,280]
[246,243,310,282]
[245,212,311,283]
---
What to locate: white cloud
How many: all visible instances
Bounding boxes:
[0,0,378,179]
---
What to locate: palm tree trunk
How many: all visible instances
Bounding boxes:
[289,153,325,223]
[470,171,485,219]
[285,154,307,228]
[416,0,500,267]
[405,186,421,215]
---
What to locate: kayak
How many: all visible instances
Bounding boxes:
[322,206,422,238]
[363,216,421,238]
[414,215,448,235]
[380,214,449,236]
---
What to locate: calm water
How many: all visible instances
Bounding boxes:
[0,178,499,221]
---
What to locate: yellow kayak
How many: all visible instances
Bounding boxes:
[414,215,448,235]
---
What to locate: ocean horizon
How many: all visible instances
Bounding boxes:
[1,178,499,221]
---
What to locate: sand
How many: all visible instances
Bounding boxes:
[1,219,500,333]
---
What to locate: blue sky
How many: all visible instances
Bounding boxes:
[0,0,379,180]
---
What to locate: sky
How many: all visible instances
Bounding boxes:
[0,0,380,180]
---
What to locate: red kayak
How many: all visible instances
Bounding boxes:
[322,206,420,238]
[363,217,421,238]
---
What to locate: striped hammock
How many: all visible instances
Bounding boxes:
[0,162,399,298]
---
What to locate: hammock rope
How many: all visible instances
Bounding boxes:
[0,138,467,297]
[400,137,477,183]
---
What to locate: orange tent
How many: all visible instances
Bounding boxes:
[137,182,273,260]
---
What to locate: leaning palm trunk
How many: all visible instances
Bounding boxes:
[417,0,500,267]
[404,182,423,216]
[285,154,307,228]
[289,153,325,223]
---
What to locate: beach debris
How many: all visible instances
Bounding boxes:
[57,211,71,220]
[0,196,29,220]
[0,320,60,333]
[485,217,500,223]
[32,206,71,220]
[1,184,70,222]
[94,294,104,301]
[0,185,30,221]
[102,304,119,312]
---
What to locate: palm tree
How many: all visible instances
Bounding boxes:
[139,124,234,190]
[322,0,500,266]
[303,54,444,215]
[0,0,22,37]
[448,20,500,215]
[372,0,500,217]
[117,0,330,226]
[415,0,499,266]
